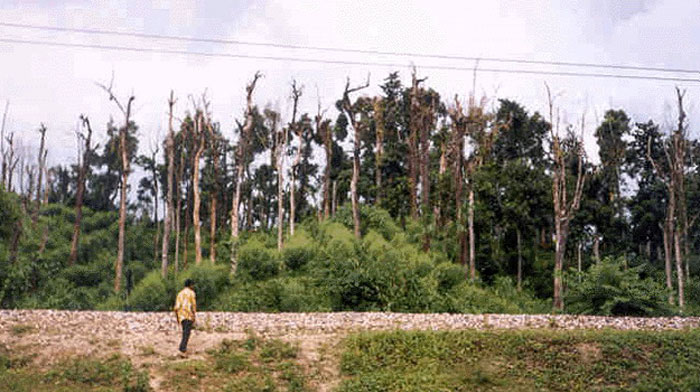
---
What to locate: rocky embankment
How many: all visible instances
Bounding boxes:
[2,310,700,335]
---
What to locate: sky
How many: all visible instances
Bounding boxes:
[1,0,699,178]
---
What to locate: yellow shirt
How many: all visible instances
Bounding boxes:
[174,287,196,322]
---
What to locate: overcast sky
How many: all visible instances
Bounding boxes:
[1,0,699,171]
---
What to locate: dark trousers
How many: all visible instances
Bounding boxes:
[179,319,193,353]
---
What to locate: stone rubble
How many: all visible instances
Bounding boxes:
[1,310,699,336]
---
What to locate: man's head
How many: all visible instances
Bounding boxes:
[184,279,195,289]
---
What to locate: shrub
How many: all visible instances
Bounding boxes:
[282,247,315,272]
[433,263,465,293]
[178,264,230,310]
[127,271,174,311]
[565,256,673,316]
[237,240,279,281]
[62,264,104,287]
[436,282,521,314]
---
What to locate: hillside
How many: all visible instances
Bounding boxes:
[2,310,700,391]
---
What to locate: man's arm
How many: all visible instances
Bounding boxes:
[192,294,197,324]
[173,293,181,325]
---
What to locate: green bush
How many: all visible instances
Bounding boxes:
[127,270,174,311]
[61,264,104,287]
[237,240,279,281]
[436,281,521,314]
[433,262,466,293]
[565,256,673,316]
[178,264,230,310]
[282,247,315,272]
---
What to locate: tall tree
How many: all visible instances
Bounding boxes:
[98,80,135,293]
[340,75,370,239]
[161,92,176,277]
[648,88,689,309]
[231,72,261,273]
[546,84,586,311]
[315,100,332,220]
[1,101,8,188]
[205,113,221,263]
[288,81,302,237]
[191,98,208,266]
[35,124,47,215]
[69,115,94,266]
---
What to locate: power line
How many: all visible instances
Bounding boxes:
[1,37,699,83]
[2,21,699,76]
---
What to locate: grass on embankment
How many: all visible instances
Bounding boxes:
[0,332,314,392]
[338,329,700,392]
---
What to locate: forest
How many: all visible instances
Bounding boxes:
[0,70,698,316]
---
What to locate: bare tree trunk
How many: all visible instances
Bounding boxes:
[1,101,8,188]
[332,180,337,217]
[517,228,523,291]
[374,98,384,206]
[276,117,285,251]
[547,85,586,312]
[468,183,476,280]
[34,124,47,222]
[408,71,425,221]
[674,225,685,309]
[204,113,220,264]
[231,72,261,273]
[6,133,17,192]
[662,222,674,304]
[577,241,582,283]
[323,123,331,220]
[183,179,191,270]
[161,92,176,277]
[98,81,135,294]
[151,146,160,263]
[174,135,184,275]
[69,116,93,266]
[38,166,50,254]
[351,140,361,239]
[341,76,370,239]
[192,112,206,266]
[593,235,601,263]
[449,97,467,269]
[289,82,302,237]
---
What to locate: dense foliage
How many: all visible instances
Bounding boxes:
[1,71,698,315]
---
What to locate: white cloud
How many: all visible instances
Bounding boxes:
[0,0,698,174]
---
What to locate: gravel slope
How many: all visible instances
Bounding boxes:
[2,311,699,391]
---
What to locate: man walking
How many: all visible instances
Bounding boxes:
[173,279,196,356]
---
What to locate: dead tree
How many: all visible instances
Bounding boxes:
[316,99,332,221]
[149,144,161,263]
[373,97,384,206]
[288,81,302,237]
[448,96,468,269]
[408,72,425,219]
[340,75,370,239]
[546,84,586,311]
[161,91,176,277]
[191,96,208,266]
[5,132,18,192]
[34,124,47,220]
[266,110,284,250]
[648,87,689,309]
[98,79,135,293]
[205,110,220,263]
[69,115,94,266]
[1,100,8,188]
[231,72,261,273]
[174,120,186,274]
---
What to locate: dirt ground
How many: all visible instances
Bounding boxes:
[1,310,699,391]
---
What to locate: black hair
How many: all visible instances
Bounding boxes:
[184,279,195,288]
